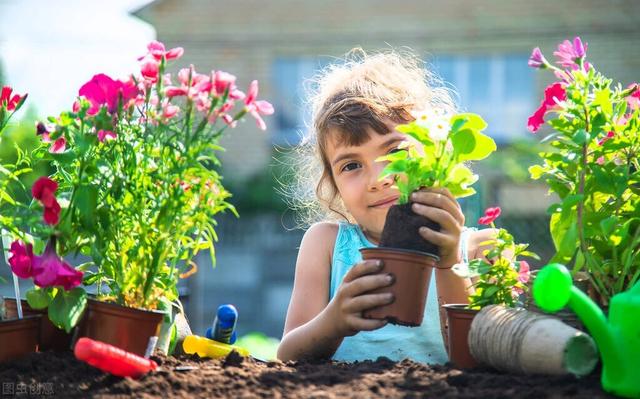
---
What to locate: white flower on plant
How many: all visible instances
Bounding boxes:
[411,108,452,141]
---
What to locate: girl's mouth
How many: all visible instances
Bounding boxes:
[369,196,399,208]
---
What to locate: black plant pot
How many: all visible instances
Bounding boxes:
[379,203,441,256]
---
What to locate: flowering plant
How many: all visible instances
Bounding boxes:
[527,37,640,305]
[453,207,539,309]
[0,85,28,287]
[377,109,496,203]
[2,41,273,331]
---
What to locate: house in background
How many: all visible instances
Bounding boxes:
[132,0,640,339]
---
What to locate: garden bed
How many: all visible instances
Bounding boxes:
[0,351,611,398]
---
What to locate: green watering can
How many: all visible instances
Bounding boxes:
[533,263,640,398]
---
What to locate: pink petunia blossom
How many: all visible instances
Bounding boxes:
[49,137,66,153]
[527,82,567,133]
[528,48,549,69]
[1,86,27,111]
[8,240,34,279]
[478,206,501,225]
[627,83,640,111]
[31,240,83,290]
[97,130,117,142]
[36,121,51,142]
[518,260,530,283]
[244,80,274,130]
[78,74,140,115]
[142,40,184,62]
[141,59,160,82]
[553,37,588,69]
[597,131,615,146]
[32,177,61,225]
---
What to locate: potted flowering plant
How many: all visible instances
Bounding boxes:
[3,41,273,356]
[447,206,537,367]
[360,109,496,326]
[0,85,42,362]
[527,36,640,306]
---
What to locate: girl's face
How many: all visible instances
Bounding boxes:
[325,124,411,242]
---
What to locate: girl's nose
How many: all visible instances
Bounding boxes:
[367,164,393,191]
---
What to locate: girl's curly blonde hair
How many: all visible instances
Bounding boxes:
[286,47,458,228]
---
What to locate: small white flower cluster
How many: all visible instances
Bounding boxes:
[412,108,452,142]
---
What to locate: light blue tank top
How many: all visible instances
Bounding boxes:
[329,222,449,364]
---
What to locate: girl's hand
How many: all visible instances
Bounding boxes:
[326,259,395,338]
[410,188,465,268]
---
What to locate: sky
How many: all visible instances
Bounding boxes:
[0,0,156,117]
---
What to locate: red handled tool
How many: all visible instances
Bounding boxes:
[74,337,158,378]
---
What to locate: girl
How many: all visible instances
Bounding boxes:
[277,49,495,363]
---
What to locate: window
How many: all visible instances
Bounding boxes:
[432,54,535,144]
[272,57,327,146]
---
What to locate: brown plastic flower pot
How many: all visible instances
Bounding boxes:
[360,247,440,326]
[3,298,72,351]
[77,299,164,357]
[0,315,41,362]
[442,304,478,368]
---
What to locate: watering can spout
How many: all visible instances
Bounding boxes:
[533,263,640,398]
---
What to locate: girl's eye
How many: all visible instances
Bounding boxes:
[388,147,406,154]
[341,162,360,172]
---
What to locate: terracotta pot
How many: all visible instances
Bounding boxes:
[0,315,41,362]
[360,247,440,326]
[442,304,478,368]
[77,299,164,357]
[3,298,72,351]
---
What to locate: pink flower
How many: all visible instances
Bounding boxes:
[49,137,66,153]
[518,260,530,283]
[528,48,549,69]
[597,131,615,146]
[1,86,27,111]
[244,80,274,130]
[8,240,34,279]
[142,40,184,62]
[527,82,567,133]
[32,176,61,225]
[165,86,188,98]
[596,156,606,165]
[36,121,51,142]
[78,74,140,115]
[553,37,587,68]
[627,83,640,111]
[97,130,117,142]
[141,59,160,82]
[162,101,180,119]
[478,206,501,225]
[31,240,83,290]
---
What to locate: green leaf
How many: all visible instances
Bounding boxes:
[48,288,87,333]
[76,184,98,228]
[571,129,590,145]
[26,287,56,310]
[594,88,613,115]
[529,164,545,180]
[600,216,618,237]
[482,285,499,299]
[451,129,496,161]
[451,113,488,131]
[549,212,579,263]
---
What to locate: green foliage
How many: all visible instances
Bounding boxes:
[453,228,539,309]
[377,111,496,203]
[530,58,640,304]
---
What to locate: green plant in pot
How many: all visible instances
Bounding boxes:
[0,85,41,362]
[447,207,537,368]
[527,36,640,307]
[360,109,496,326]
[2,41,274,356]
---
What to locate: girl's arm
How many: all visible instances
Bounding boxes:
[277,222,393,362]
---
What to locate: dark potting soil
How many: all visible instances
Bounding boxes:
[0,350,612,398]
[379,203,441,256]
